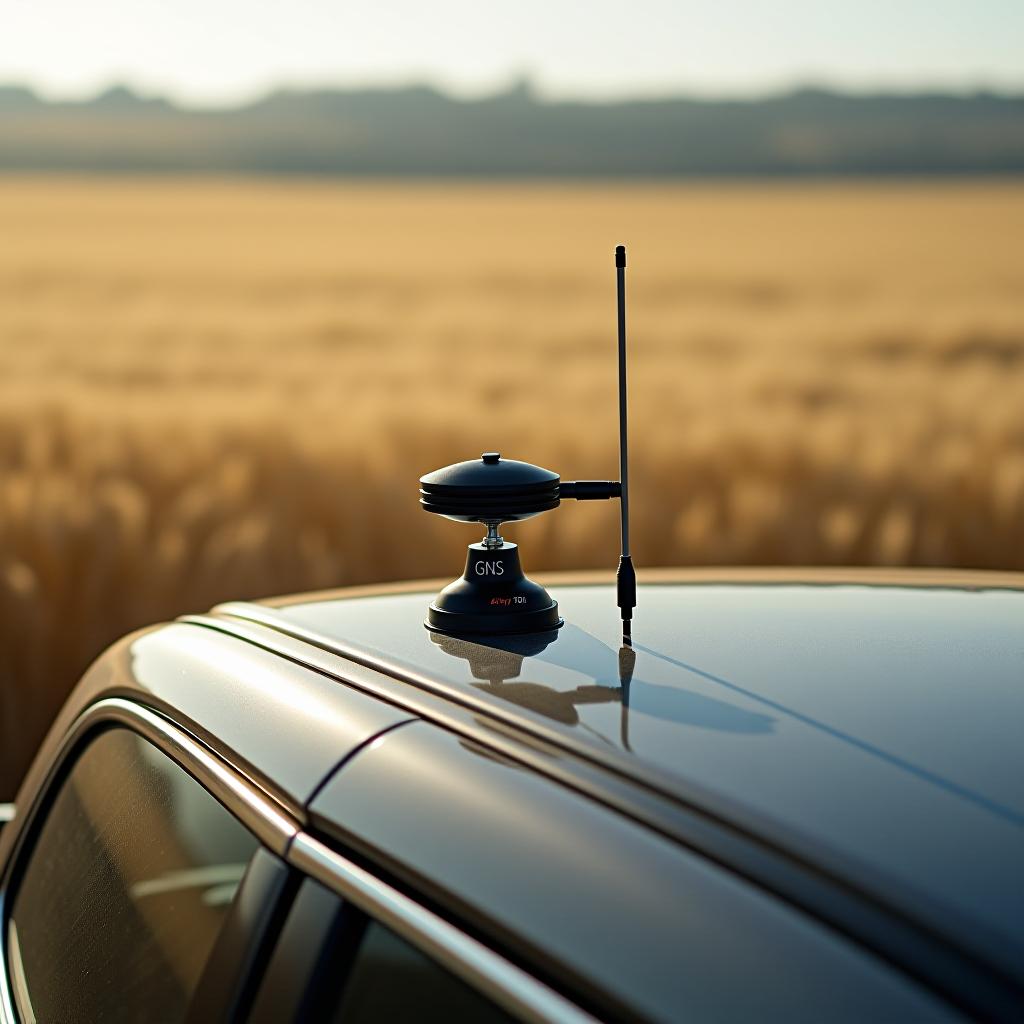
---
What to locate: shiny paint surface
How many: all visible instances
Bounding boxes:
[0,623,414,850]
[250,577,1024,978]
[116,624,415,807]
[1,568,1020,1022]
[311,720,956,1024]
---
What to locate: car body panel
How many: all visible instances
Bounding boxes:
[311,718,958,1023]
[0,622,414,858]
[222,572,1024,981]
[118,624,416,808]
[2,568,1021,1022]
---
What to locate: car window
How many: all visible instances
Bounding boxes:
[331,920,515,1023]
[6,727,259,1024]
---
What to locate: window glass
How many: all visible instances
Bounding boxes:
[332,921,515,1023]
[7,727,258,1023]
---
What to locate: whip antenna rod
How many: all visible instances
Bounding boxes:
[615,245,636,644]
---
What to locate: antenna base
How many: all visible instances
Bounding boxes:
[426,542,563,636]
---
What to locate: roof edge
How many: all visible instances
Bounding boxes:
[249,566,1024,609]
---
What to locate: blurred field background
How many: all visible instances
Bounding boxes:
[1,176,1023,793]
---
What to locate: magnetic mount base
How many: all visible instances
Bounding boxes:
[426,542,563,636]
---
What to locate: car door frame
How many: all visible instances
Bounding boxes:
[0,697,593,1024]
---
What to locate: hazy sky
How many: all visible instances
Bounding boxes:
[6,0,1023,105]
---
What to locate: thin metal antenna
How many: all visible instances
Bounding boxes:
[615,245,636,644]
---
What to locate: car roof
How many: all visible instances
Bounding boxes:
[209,568,1024,986]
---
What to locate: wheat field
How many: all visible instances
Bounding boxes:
[1,177,1023,795]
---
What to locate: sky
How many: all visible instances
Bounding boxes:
[5,0,1023,106]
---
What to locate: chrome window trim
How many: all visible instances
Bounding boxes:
[0,697,595,1024]
[290,831,598,1024]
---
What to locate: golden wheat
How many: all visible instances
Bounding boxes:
[1,177,1022,795]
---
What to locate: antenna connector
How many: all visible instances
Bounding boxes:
[559,480,621,501]
[617,554,636,644]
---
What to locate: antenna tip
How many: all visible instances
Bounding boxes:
[615,245,626,268]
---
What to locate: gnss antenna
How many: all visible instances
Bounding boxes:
[420,245,637,644]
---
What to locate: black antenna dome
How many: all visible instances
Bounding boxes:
[420,452,559,522]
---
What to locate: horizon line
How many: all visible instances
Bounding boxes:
[4,74,1024,113]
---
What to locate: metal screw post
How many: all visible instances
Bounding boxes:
[482,521,505,549]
